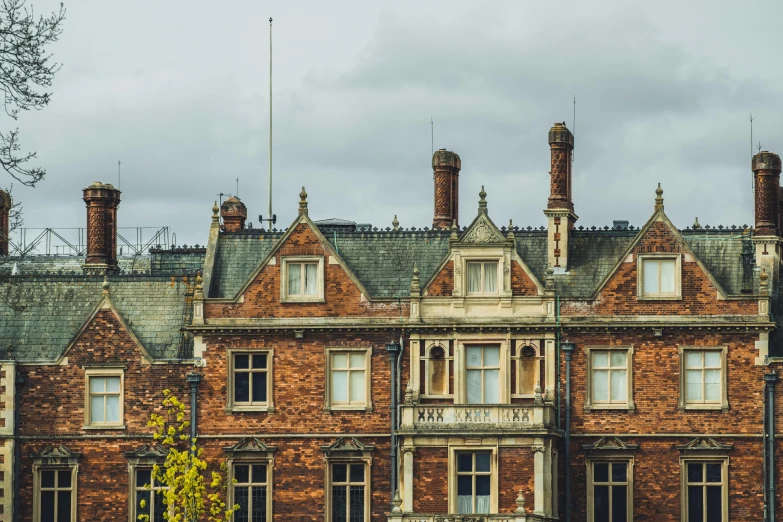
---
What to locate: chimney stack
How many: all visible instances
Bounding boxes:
[544,123,578,271]
[83,182,121,274]
[432,149,461,229]
[0,190,10,256]
[220,196,247,232]
[753,151,781,237]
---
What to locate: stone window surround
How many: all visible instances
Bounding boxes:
[31,446,81,522]
[451,248,513,299]
[322,439,373,522]
[446,444,498,515]
[636,253,682,300]
[226,348,275,413]
[124,444,169,522]
[512,340,544,398]
[679,456,729,522]
[83,366,125,430]
[421,340,452,399]
[465,259,500,296]
[584,346,636,413]
[585,457,634,522]
[677,346,728,413]
[454,339,511,405]
[128,465,168,522]
[323,347,373,412]
[280,255,325,303]
[226,451,275,521]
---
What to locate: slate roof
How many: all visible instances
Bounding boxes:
[681,231,757,295]
[209,231,283,298]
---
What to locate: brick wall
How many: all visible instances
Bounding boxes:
[424,260,453,297]
[510,260,538,296]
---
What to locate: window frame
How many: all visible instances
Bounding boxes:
[83,367,125,430]
[322,439,373,522]
[584,346,635,413]
[33,465,78,522]
[447,446,498,515]
[678,346,728,412]
[280,256,325,303]
[227,459,274,521]
[586,458,634,522]
[423,343,452,398]
[464,344,502,405]
[227,348,275,413]
[679,457,728,522]
[512,341,544,398]
[637,253,682,300]
[324,347,373,412]
[129,466,169,522]
[454,340,510,405]
[465,260,500,296]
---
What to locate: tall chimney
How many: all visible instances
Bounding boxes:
[544,122,578,271]
[220,196,247,232]
[432,149,461,229]
[753,151,781,237]
[0,190,10,256]
[83,182,121,274]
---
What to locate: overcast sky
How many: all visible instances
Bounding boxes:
[7,0,783,248]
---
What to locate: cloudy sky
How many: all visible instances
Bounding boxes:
[7,0,783,248]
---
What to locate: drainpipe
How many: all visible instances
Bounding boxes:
[186,372,202,454]
[561,341,575,522]
[386,340,401,508]
[764,372,777,522]
[13,367,22,522]
[556,294,561,429]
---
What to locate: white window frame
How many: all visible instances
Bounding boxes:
[679,457,729,522]
[586,458,634,522]
[512,341,544,398]
[584,346,635,413]
[280,256,325,303]
[83,367,125,429]
[227,458,274,521]
[33,465,78,522]
[227,349,275,413]
[423,342,452,398]
[324,347,373,412]
[464,344,502,405]
[678,346,728,412]
[454,340,510,405]
[637,253,682,300]
[129,465,169,522]
[447,445,498,515]
[465,260,500,296]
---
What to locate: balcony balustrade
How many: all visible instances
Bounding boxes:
[398,403,555,434]
[387,513,546,522]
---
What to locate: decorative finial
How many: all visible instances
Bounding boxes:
[404,382,414,405]
[391,491,402,514]
[545,267,555,291]
[392,215,399,231]
[410,263,421,294]
[299,186,308,216]
[507,219,515,240]
[692,217,701,230]
[515,490,527,514]
[534,382,543,405]
[478,185,488,214]
[193,271,204,300]
[212,201,220,224]
[655,183,664,211]
[761,268,769,290]
[101,275,110,297]
[450,220,459,240]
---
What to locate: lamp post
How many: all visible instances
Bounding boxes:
[386,340,401,509]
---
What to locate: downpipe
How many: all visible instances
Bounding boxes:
[764,372,777,522]
[561,341,575,522]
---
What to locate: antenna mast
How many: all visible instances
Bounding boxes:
[430,117,434,157]
[572,96,576,162]
[749,113,755,193]
[267,17,273,227]
[117,160,121,190]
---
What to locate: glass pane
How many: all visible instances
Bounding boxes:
[705,383,721,402]
[41,491,55,522]
[685,351,702,370]
[457,475,473,495]
[235,373,250,403]
[457,453,473,472]
[349,352,365,368]
[252,372,267,402]
[475,453,490,472]
[642,259,659,294]
[476,474,490,495]
[41,470,55,488]
[688,485,704,522]
[57,490,71,522]
[234,354,249,369]
[483,346,500,367]
[287,263,301,295]
[153,490,166,522]
[610,370,626,402]
[252,354,267,369]
[106,376,120,393]
[688,463,703,483]
[612,485,628,522]
[252,464,267,484]
[593,351,609,368]
[136,490,151,517]
[234,464,250,483]
[706,486,722,521]
[593,485,609,522]
[234,486,249,522]
[484,369,499,403]
[466,346,482,368]
[332,353,348,369]
[251,486,267,522]
[89,377,105,393]
[519,357,536,395]
[660,259,675,293]
[612,462,627,482]
[136,468,151,488]
[594,463,609,483]
[331,486,347,521]
[476,494,490,514]
[610,351,627,368]
[467,263,482,293]
[304,263,318,295]
[706,464,722,483]
[350,464,364,483]
[349,371,364,402]
[686,383,703,402]
[332,371,348,403]
[90,395,104,423]
[430,359,447,395]
[592,370,609,402]
[58,470,71,488]
[483,262,497,293]
[332,464,347,483]
[686,369,703,384]
[466,370,482,404]
[458,494,473,514]
[705,369,721,384]
[106,395,120,423]
[704,351,720,367]
[349,486,364,522]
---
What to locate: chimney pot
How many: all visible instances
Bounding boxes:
[432,149,461,229]
[220,196,247,232]
[82,182,121,273]
[752,150,782,236]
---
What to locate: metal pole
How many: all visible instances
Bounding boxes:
[268,17,273,227]
[562,342,574,522]
[386,341,401,508]
[764,372,777,522]
[186,372,202,452]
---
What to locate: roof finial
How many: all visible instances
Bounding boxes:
[507,219,515,240]
[761,267,769,291]
[101,275,110,297]
[392,214,399,231]
[450,220,459,240]
[655,183,664,211]
[212,201,220,224]
[193,271,204,300]
[299,186,308,216]
[410,263,421,294]
[479,185,488,214]
[692,217,701,230]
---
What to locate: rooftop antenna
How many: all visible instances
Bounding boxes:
[117,160,121,190]
[758,141,763,154]
[266,17,273,227]
[430,117,434,157]
[236,177,239,198]
[572,95,576,163]
[749,113,755,192]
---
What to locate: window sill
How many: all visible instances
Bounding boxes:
[585,404,635,413]
[281,296,325,304]
[82,424,126,430]
[680,404,727,412]
[637,295,682,301]
[324,405,374,413]
[226,405,275,414]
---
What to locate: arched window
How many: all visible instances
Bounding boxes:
[428,345,448,396]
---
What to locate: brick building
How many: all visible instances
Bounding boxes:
[0,122,780,522]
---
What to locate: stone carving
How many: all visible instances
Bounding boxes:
[462,217,504,244]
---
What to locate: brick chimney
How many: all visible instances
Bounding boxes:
[0,189,10,256]
[220,196,247,232]
[544,122,578,271]
[432,149,461,229]
[753,151,781,237]
[83,182,121,274]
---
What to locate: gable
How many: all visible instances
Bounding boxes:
[424,260,454,297]
[511,260,539,296]
[63,303,154,365]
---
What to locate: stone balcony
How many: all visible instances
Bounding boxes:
[398,403,556,434]
[387,513,546,522]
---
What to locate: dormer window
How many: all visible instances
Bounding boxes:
[637,254,681,300]
[281,256,325,302]
[466,261,498,295]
